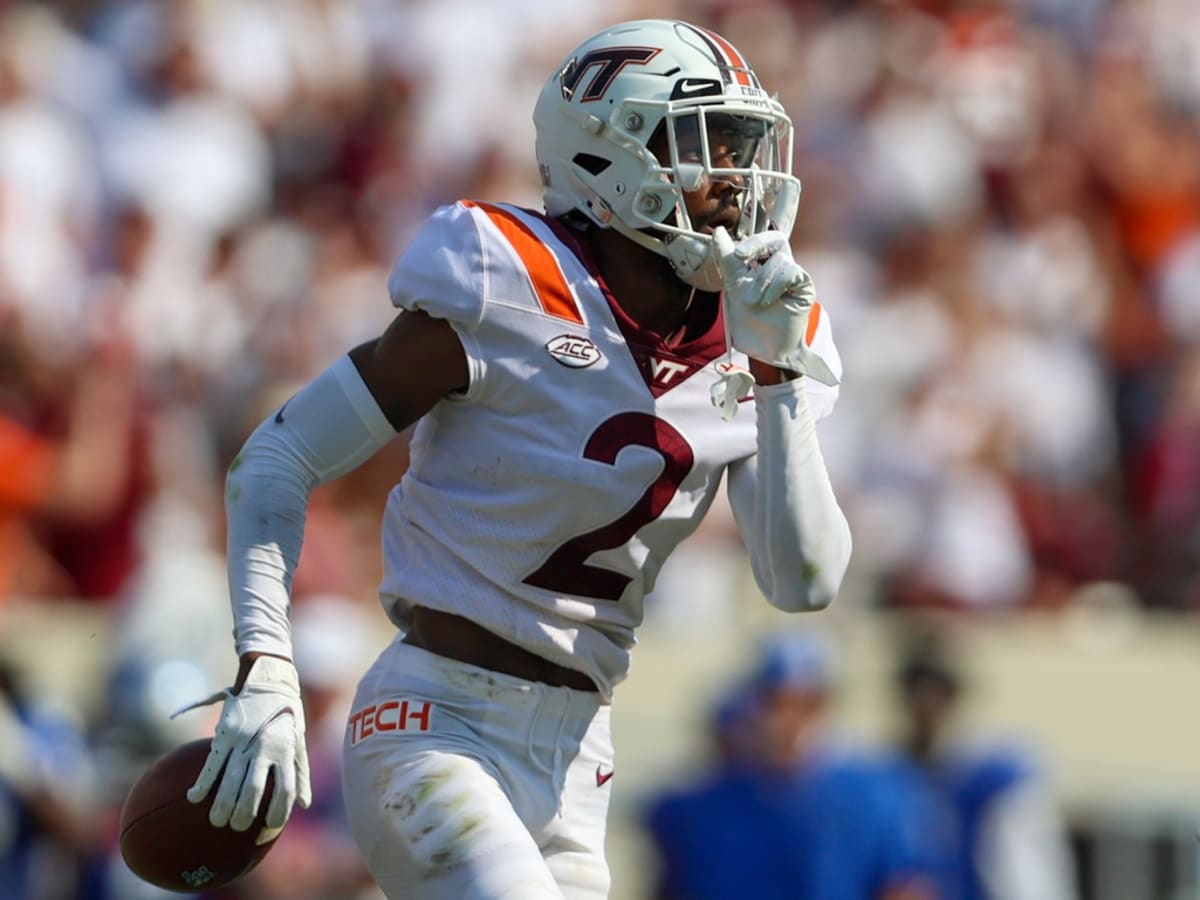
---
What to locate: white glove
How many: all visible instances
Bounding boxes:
[712,227,839,387]
[174,655,311,834]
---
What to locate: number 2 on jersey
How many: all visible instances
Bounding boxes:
[523,412,695,601]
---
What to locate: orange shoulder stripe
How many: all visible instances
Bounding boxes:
[805,302,823,347]
[463,201,584,325]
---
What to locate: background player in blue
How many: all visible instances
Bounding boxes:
[892,628,1079,900]
[645,631,938,900]
[178,19,851,899]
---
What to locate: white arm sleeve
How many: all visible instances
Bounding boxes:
[726,378,852,612]
[226,356,398,658]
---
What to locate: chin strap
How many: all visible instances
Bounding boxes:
[605,216,726,292]
[663,233,724,291]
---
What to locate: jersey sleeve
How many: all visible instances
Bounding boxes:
[389,199,578,402]
[387,201,488,326]
[386,201,491,399]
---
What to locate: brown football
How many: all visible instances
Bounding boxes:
[119,738,280,893]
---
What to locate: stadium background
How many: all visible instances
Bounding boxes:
[1,0,1199,897]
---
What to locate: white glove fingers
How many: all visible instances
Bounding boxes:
[231,755,279,832]
[295,736,312,809]
[732,231,787,263]
[783,262,815,307]
[760,268,793,308]
[760,253,810,308]
[209,746,251,828]
[713,228,792,288]
[711,227,741,282]
[187,740,232,804]
[263,758,297,829]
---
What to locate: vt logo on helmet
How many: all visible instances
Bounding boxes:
[533,19,801,292]
[559,47,661,102]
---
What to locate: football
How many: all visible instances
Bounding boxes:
[119,738,280,893]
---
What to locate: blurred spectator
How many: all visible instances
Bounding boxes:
[0,658,99,900]
[0,314,139,606]
[1129,349,1200,607]
[643,630,939,900]
[890,624,1079,900]
[0,6,100,353]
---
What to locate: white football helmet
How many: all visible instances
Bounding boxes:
[534,19,801,291]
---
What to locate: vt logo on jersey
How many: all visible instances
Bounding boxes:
[625,344,711,397]
[651,358,689,385]
[546,334,602,368]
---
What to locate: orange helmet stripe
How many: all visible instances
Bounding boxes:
[464,201,584,325]
[697,27,753,87]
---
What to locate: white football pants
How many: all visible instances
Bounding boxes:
[341,636,613,899]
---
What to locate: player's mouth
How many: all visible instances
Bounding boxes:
[698,198,743,234]
[700,212,741,235]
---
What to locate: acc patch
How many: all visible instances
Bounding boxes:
[546,334,602,368]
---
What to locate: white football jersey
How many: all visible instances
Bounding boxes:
[380,200,838,698]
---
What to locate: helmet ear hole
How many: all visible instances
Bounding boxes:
[573,153,612,176]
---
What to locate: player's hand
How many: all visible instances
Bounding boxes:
[174,655,311,832]
[712,227,838,386]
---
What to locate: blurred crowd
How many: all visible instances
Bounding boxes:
[778,0,1200,616]
[0,0,1197,896]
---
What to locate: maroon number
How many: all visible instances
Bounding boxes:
[523,412,695,601]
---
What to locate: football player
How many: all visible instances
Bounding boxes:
[181,18,852,899]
